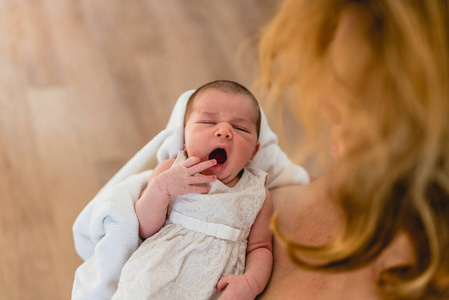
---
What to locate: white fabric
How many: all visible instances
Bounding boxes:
[72,171,150,300]
[112,152,267,300]
[169,210,243,242]
[72,89,310,300]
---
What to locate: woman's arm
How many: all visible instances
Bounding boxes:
[217,188,273,299]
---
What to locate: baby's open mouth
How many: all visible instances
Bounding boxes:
[208,148,227,165]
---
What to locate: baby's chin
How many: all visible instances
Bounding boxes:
[203,160,228,175]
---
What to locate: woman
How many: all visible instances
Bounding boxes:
[258,0,449,299]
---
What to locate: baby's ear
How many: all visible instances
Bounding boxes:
[249,142,260,162]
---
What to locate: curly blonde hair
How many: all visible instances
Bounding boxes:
[259,0,449,299]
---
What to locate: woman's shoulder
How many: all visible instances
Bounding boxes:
[260,177,414,300]
[271,178,344,243]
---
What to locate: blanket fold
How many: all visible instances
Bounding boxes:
[73,171,150,300]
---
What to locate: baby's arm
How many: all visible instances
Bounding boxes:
[135,156,217,239]
[217,188,273,299]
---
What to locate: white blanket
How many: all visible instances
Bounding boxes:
[72,90,310,300]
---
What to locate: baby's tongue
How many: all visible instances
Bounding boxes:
[209,148,227,164]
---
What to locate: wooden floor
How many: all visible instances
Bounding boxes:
[0,1,281,299]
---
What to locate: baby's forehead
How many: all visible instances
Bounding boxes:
[185,87,261,136]
[192,90,258,114]
[194,100,258,124]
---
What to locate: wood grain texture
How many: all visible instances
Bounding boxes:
[0,1,279,299]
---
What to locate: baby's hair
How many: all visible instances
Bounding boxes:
[184,80,261,138]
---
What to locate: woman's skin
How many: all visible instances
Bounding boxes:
[259,179,414,300]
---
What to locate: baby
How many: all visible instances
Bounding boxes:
[112,80,273,300]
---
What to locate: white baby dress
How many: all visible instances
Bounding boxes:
[112,152,267,300]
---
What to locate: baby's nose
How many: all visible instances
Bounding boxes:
[215,124,232,139]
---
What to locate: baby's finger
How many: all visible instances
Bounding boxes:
[182,156,201,168]
[189,174,216,185]
[185,184,211,195]
[186,159,217,175]
[216,278,229,292]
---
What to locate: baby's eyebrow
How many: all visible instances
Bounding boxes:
[198,112,217,118]
[232,117,253,125]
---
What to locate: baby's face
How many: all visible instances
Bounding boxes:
[184,89,259,186]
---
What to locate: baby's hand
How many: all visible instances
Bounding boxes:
[154,156,217,196]
[216,274,258,300]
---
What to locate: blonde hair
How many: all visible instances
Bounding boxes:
[259,0,449,299]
